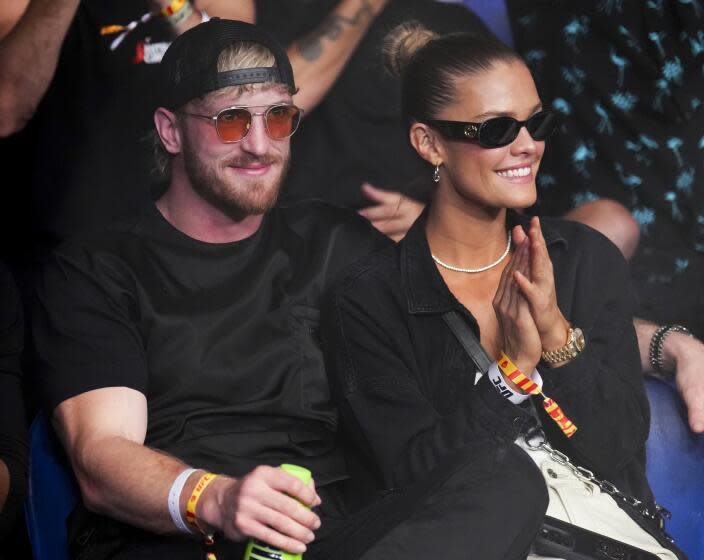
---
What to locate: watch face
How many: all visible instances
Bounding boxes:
[573,328,586,351]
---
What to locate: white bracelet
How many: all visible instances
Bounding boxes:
[168,467,199,533]
[488,362,543,404]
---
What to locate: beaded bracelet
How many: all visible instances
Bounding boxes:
[649,324,692,374]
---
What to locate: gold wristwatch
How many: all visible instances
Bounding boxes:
[541,327,586,364]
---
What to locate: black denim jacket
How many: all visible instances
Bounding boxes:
[322,210,653,508]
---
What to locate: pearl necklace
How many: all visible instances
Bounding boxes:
[431,231,512,273]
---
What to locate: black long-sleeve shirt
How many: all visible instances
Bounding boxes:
[322,211,652,507]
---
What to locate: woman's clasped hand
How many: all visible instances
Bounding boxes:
[494,217,571,374]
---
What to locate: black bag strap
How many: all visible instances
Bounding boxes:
[442,310,493,373]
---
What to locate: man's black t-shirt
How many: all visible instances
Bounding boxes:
[33,201,387,483]
[256,0,492,208]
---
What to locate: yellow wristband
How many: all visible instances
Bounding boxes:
[185,472,219,534]
[498,351,578,438]
[498,352,541,395]
[160,0,188,17]
[161,0,194,26]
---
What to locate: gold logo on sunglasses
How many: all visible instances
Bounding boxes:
[464,124,478,138]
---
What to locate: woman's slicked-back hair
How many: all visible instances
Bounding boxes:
[384,21,522,124]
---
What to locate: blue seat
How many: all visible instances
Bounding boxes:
[645,376,704,560]
[462,0,513,46]
[24,412,78,560]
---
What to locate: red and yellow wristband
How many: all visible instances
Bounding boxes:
[160,0,195,25]
[100,0,195,50]
[185,472,220,560]
[498,351,578,438]
[160,0,188,17]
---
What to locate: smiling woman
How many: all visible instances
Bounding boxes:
[321,20,684,560]
[417,61,548,222]
[387,23,558,349]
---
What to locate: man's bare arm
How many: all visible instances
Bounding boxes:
[0,0,28,39]
[0,0,79,136]
[288,0,389,113]
[54,386,192,532]
[55,386,322,551]
[152,0,387,115]
[634,318,704,433]
[200,0,388,114]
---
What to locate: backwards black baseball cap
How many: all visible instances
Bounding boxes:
[160,18,296,110]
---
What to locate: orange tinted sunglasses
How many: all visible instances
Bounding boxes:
[180,104,303,143]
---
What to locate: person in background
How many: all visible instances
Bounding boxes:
[255,0,493,241]
[506,0,704,432]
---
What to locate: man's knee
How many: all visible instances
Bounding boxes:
[564,198,640,260]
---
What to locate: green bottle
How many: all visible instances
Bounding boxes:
[243,464,313,560]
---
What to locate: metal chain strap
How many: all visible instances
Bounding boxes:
[523,426,672,531]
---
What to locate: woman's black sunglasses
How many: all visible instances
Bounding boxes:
[423,110,559,148]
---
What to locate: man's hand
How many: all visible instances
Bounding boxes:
[665,332,704,433]
[635,319,704,433]
[199,466,322,554]
[358,183,425,241]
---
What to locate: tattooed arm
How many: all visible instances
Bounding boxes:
[0,0,79,136]
[288,0,389,114]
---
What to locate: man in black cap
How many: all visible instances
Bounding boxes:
[32,18,393,559]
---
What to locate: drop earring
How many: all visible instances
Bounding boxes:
[433,163,441,183]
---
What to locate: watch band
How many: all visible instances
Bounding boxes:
[541,328,582,364]
[648,324,692,374]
